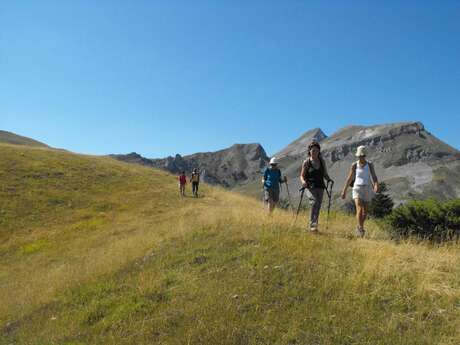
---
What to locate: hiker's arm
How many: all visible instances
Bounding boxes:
[369,163,379,193]
[262,169,267,185]
[341,165,355,199]
[300,162,308,188]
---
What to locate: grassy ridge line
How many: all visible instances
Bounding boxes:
[1,143,460,344]
[0,132,49,148]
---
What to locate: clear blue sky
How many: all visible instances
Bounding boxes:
[1,1,459,157]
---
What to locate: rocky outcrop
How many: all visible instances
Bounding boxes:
[112,143,269,188]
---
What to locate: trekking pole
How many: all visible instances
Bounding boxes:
[325,180,334,230]
[292,187,306,227]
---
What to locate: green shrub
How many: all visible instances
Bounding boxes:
[386,199,460,241]
[445,199,460,230]
[369,182,394,218]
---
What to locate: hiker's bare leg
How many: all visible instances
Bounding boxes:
[354,198,365,229]
[361,202,368,228]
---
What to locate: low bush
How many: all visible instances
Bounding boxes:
[386,199,460,241]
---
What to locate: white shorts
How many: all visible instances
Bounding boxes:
[352,185,374,203]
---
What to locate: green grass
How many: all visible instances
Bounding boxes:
[1,143,459,344]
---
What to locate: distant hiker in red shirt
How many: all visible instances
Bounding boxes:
[178,171,187,197]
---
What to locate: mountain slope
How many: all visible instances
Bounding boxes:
[0,130,49,148]
[268,122,460,206]
[111,122,459,205]
[1,142,459,344]
[113,143,270,187]
[275,128,327,158]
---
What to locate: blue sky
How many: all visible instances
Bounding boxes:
[1,1,459,157]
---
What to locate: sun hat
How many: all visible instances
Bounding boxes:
[355,145,367,157]
[269,157,278,165]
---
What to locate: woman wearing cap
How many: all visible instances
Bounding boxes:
[341,145,379,237]
[262,157,286,213]
[300,141,332,232]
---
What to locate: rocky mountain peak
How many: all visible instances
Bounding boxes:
[112,143,270,188]
[109,152,154,167]
[227,143,268,161]
[110,121,459,205]
[275,127,327,159]
[274,121,460,205]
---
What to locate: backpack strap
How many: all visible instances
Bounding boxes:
[349,161,358,187]
[302,158,311,180]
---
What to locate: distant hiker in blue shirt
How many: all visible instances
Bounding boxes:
[262,157,287,213]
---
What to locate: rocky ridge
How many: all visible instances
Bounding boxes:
[112,143,269,188]
[275,122,460,205]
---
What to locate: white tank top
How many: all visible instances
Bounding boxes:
[354,161,371,186]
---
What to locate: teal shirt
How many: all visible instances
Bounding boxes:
[263,167,282,189]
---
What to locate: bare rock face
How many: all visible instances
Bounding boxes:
[112,143,269,188]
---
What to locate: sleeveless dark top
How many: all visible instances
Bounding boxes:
[303,158,326,189]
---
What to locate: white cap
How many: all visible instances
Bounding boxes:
[355,145,367,157]
[269,157,278,165]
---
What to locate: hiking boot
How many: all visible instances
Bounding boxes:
[310,223,319,233]
[355,226,365,238]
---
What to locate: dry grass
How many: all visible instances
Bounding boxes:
[1,143,459,344]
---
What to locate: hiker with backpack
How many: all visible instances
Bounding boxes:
[262,157,287,213]
[190,168,200,197]
[300,141,333,232]
[341,145,379,237]
[178,171,187,197]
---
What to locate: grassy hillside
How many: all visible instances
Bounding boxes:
[1,143,459,345]
[0,130,49,147]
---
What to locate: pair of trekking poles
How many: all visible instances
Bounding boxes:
[288,180,334,230]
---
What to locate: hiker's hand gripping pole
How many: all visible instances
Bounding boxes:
[292,187,306,227]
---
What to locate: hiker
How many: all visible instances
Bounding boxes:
[262,157,286,213]
[178,171,187,197]
[190,168,200,197]
[341,145,379,237]
[300,141,333,232]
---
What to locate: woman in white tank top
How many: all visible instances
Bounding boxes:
[354,161,371,186]
[341,145,379,237]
